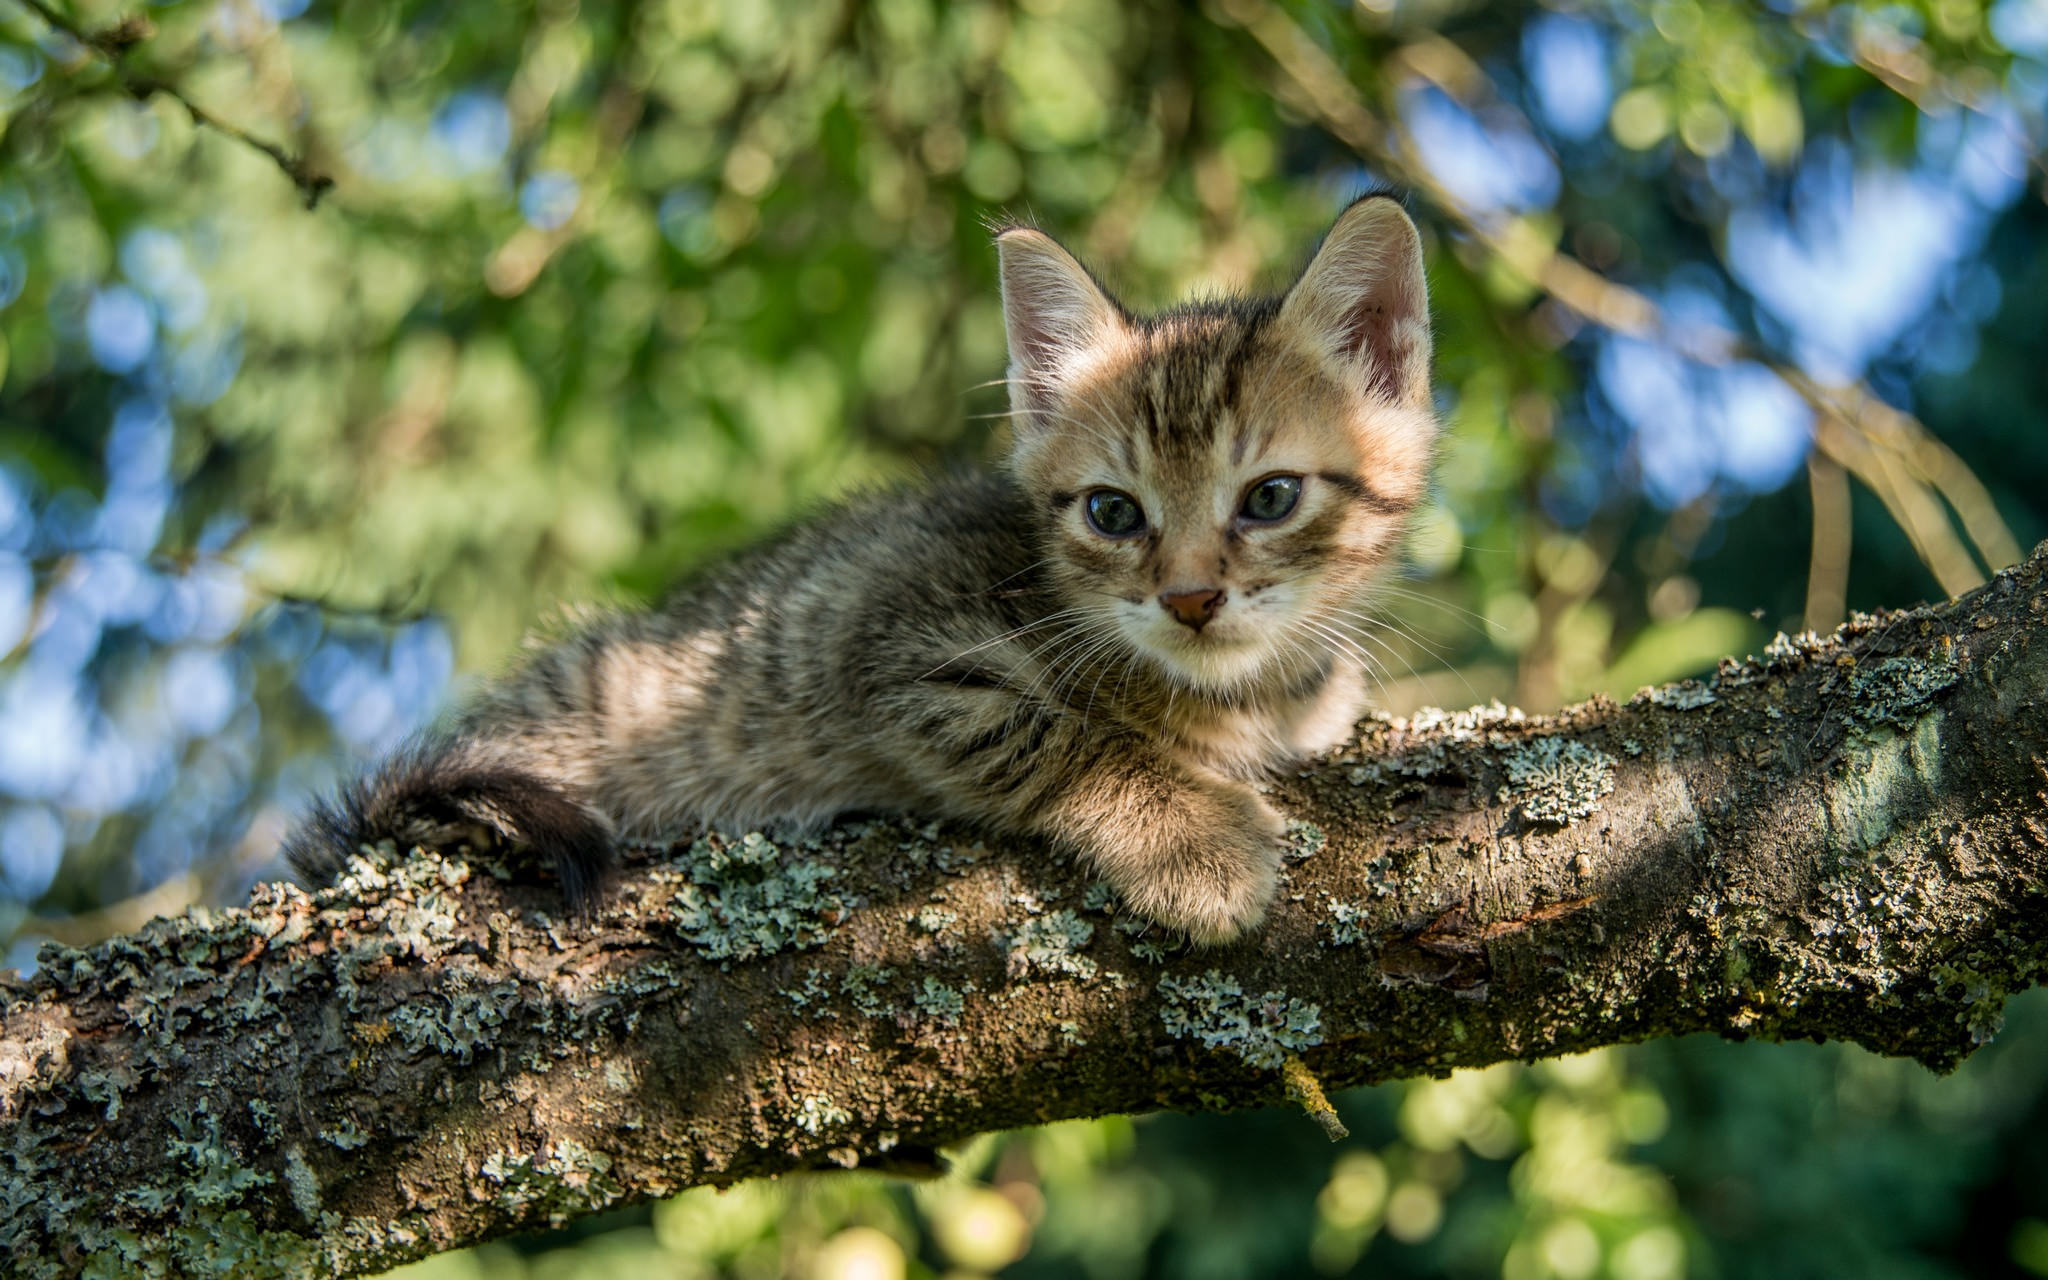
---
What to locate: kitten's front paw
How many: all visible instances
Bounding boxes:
[1115,788,1284,946]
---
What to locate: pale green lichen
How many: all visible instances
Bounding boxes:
[912,905,958,934]
[1498,738,1616,825]
[1931,946,2048,1048]
[1404,702,1525,742]
[1009,909,1097,980]
[1284,820,1327,862]
[1081,881,1118,912]
[839,964,898,1018]
[77,1062,138,1120]
[1158,970,1323,1070]
[1763,628,1829,669]
[1825,712,1943,855]
[283,1146,323,1222]
[796,1095,852,1136]
[1644,679,1716,710]
[1113,915,1170,964]
[480,1141,620,1221]
[1932,961,2008,1045]
[1849,650,1962,730]
[1326,901,1374,947]
[319,1119,371,1151]
[913,976,966,1026]
[780,965,836,1013]
[163,1109,274,1208]
[2,856,641,1280]
[388,982,520,1064]
[668,832,841,966]
[24,1104,335,1280]
[247,1098,281,1142]
[1346,741,1458,787]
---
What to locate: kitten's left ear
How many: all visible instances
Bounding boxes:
[1279,196,1432,409]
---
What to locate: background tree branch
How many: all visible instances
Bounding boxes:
[9,0,333,207]
[4,546,2047,1279]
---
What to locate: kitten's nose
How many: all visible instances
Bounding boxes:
[1159,587,1225,631]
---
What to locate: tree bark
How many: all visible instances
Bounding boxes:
[5,548,2048,1279]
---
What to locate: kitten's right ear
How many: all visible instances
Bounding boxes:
[996,227,1125,399]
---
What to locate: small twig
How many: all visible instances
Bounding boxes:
[10,0,333,208]
[1281,1053,1349,1142]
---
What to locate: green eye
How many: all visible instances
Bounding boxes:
[1241,475,1302,522]
[1084,489,1146,537]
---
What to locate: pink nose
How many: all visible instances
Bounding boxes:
[1159,588,1224,631]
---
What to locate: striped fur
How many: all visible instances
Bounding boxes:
[286,196,1438,942]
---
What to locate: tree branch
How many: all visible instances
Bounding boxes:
[10,0,333,208]
[5,548,2048,1278]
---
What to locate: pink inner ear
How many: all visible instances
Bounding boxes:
[1337,294,1421,404]
[1008,308,1066,387]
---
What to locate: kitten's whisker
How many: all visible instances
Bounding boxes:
[929,608,1088,668]
[1047,625,1128,712]
[1362,583,1494,632]
[918,606,1091,680]
[1325,602,1471,678]
[1298,619,1373,672]
[1079,633,1139,735]
[1300,619,1391,685]
[1318,612,1478,704]
[960,376,1019,393]
[1316,615,1429,685]
[1012,618,1120,710]
[1013,625,1095,694]
[1299,622,1395,707]
[985,403,1128,458]
[1049,627,1133,726]
[1284,629,1387,711]
[1326,606,1460,669]
[979,558,1052,595]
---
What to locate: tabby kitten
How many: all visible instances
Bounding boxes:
[286,195,1437,943]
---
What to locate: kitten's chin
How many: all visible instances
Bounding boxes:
[1137,629,1280,693]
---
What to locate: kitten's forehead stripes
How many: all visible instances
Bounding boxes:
[1139,308,1303,471]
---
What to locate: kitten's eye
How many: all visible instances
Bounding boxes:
[1084,489,1146,537]
[1241,475,1303,522]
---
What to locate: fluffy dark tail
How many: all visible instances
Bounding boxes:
[283,739,615,908]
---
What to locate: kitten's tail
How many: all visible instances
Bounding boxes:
[283,738,615,908]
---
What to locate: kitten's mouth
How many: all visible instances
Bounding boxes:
[1132,616,1276,690]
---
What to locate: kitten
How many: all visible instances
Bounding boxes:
[285,194,1437,943]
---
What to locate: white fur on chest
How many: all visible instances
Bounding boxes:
[1164,658,1370,779]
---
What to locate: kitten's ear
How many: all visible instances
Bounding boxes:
[996,227,1125,398]
[1279,197,1433,409]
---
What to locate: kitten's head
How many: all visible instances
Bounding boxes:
[996,196,1437,694]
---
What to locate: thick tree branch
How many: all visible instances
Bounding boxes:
[5,548,2048,1278]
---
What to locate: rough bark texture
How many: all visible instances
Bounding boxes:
[5,547,2048,1279]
